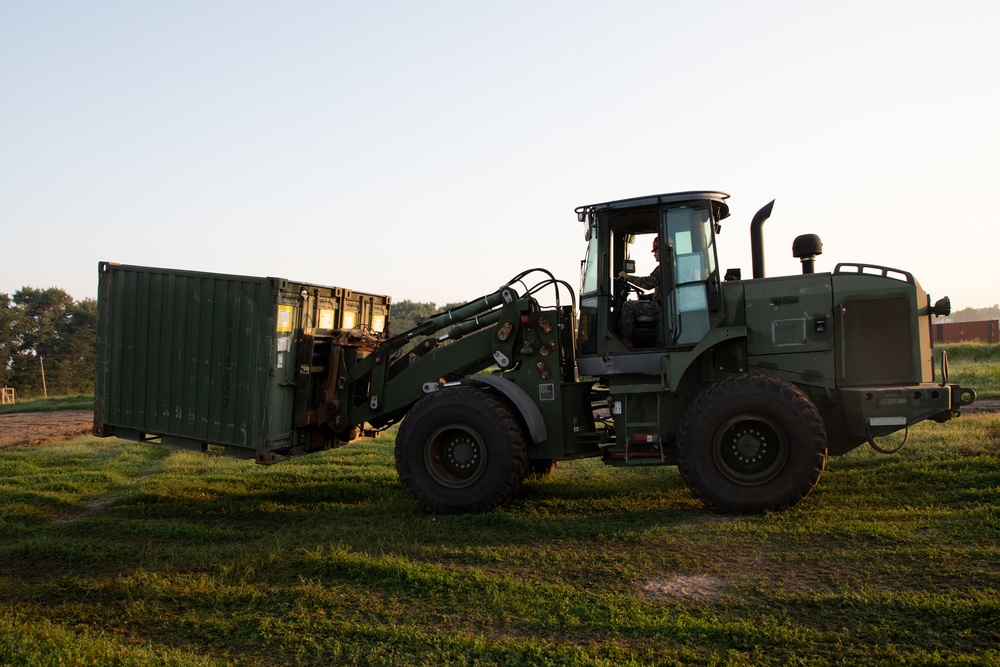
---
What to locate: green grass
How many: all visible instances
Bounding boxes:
[0,394,94,415]
[0,418,998,666]
[939,343,1000,399]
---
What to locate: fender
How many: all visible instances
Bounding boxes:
[665,325,748,390]
[463,375,548,444]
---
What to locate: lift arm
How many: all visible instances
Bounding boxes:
[340,285,533,428]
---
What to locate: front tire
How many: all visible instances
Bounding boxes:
[395,387,529,514]
[676,374,828,513]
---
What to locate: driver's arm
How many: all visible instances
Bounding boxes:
[629,271,660,291]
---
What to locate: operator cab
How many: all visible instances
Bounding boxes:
[576,191,730,363]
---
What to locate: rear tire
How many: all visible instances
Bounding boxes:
[395,387,529,514]
[676,374,827,513]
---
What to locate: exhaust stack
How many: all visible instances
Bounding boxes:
[750,200,775,279]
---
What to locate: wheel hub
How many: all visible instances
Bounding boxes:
[444,437,480,470]
[424,424,488,488]
[734,429,768,463]
[713,414,788,485]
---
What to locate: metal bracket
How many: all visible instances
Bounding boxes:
[866,417,909,454]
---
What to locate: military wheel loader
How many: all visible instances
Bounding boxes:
[94,190,977,514]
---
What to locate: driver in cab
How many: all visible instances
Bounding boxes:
[617,236,662,349]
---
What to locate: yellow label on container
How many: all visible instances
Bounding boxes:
[277,305,293,332]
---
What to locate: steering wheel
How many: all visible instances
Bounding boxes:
[610,277,646,335]
[618,276,649,299]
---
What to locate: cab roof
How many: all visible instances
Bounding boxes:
[575,190,730,219]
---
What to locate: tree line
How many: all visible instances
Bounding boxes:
[1,287,97,398]
[949,304,1000,323]
[386,299,464,337]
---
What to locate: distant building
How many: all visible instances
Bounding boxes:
[933,319,999,344]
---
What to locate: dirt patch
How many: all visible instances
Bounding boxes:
[963,398,1000,415]
[0,410,93,449]
[643,575,727,601]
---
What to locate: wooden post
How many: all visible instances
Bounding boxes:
[40,356,48,399]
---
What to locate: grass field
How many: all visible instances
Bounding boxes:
[0,394,93,415]
[1,412,998,666]
[0,345,996,665]
[940,343,1000,400]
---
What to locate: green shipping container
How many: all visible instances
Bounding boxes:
[93,262,391,462]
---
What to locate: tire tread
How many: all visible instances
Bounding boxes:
[395,387,528,514]
[676,373,827,513]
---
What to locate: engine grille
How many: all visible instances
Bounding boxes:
[841,297,913,384]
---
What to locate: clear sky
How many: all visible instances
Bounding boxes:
[2,1,998,310]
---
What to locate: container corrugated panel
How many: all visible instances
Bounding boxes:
[94,262,391,462]
[932,320,999,344]
[95,263,277,459]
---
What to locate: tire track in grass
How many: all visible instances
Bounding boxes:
[53,463,164,526]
